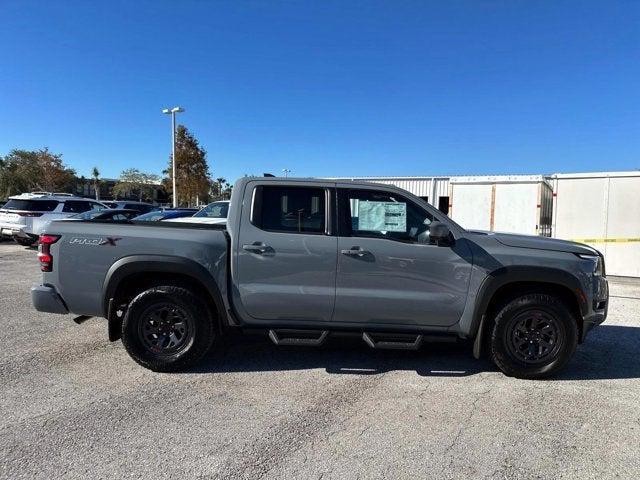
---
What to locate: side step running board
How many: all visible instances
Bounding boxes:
[268,329,329,346]
[362,332,423,350]
[73,315,93,325]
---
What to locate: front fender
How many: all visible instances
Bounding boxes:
[469,265,587,358]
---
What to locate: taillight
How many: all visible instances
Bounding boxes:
[17,211,43,217]
[38,235,60,272]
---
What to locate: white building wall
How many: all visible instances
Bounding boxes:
[326,176,451,208]
[493,183,539,235]
[450,183,493,230]
[449,176,550,235]
[552,172,640,277]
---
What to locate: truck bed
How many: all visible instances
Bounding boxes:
[40,219,229,317]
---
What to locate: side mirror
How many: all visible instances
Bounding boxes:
[429,221,451,246]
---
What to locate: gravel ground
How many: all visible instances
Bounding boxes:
[1,241,639,479]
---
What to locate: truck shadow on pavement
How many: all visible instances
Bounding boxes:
[555,325,640,381]
[192,325,640,380]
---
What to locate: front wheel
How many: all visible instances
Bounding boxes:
[121,286,215,372]
[490,294,578,379]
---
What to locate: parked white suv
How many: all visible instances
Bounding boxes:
[0,192,108,245]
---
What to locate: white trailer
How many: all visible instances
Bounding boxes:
[551,171,640,278]
[449,175,553,236]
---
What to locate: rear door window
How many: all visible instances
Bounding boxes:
[253,186,326,234]
[2,200,59,211]
[90,202,107,211]
[63,201,94,213]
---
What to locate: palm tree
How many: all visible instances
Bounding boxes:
[216,177,227,199]
[92,167,100,200]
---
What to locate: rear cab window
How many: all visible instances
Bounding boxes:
[252,185,327,234]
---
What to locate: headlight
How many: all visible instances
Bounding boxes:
[577,253,604,276]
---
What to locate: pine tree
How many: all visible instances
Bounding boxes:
[164,125,211,206]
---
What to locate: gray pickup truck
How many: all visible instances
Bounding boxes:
[31,177,609,378]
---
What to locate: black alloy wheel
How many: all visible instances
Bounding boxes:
[138,302,195,356]
[121,286,215,372]
[490,293,578,379]
[504,309,563,365]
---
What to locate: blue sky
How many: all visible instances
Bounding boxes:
[1,1,638,181]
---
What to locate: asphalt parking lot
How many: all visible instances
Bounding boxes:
[1,241,639,479]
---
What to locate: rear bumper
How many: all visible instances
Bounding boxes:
[31,284,69,314]
[0,223,28,238]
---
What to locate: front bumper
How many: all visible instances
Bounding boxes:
[31,284,69,314]
[581,275,609,342]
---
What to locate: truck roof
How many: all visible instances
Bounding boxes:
[242,175,407,190]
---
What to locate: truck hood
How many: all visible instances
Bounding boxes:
[468,230,599,255]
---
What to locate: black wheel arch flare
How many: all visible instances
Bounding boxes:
[102,255,227,340]
[471,265,587,359]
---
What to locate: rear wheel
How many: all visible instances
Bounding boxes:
[490,294,578,379]
[121,286,215,372]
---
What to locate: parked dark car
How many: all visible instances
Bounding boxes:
[133,209,198,221]
[67,209,140,221]
[102,201,158,214]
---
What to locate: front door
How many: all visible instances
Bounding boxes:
[333,187,472,328]
[235,183,337,323]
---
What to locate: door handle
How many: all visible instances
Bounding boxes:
[243,242,272,254]
[341,247,370,257]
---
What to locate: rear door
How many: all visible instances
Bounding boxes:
[333,186,472,328]
[234,181,337,323]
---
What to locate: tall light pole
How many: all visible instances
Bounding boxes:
[282,168,291,178]
[162,106,185,207]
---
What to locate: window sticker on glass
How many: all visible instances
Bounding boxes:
[355,201,407,232]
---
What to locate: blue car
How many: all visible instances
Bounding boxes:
[133,209,197,221]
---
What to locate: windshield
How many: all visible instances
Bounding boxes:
[71,210,109,220]
[134,211,169,221]
[194,202,229,219]
[2,199,59,211]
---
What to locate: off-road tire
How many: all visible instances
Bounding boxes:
[121,286,215,372]
[490,293,578,379]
